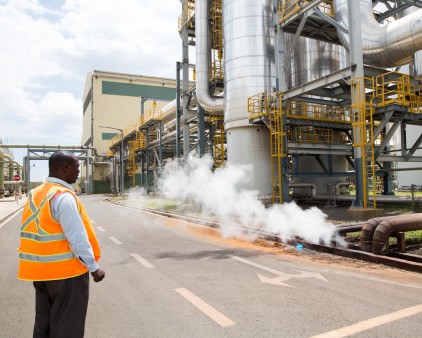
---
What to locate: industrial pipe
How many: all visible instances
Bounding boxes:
[372,213,422,254]
[195,0,224,113]
[359,214,419,252]
[334,0,422,67]
[335,182,350,195]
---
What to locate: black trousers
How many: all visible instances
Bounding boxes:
[33,273,89,338]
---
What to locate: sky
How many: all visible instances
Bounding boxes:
[0,0,183,181]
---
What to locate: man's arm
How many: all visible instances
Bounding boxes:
[51,193,105,282]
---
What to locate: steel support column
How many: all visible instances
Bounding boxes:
[348,0,365,207]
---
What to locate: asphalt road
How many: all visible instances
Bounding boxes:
[2,195,422,337]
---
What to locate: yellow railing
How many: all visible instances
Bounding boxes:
[106,149,115,157]
[279,0,333,23]
[290,126,333,144]
[375,72,419,112]
[286,101,352,124]
[123,122,137,137]
[248,92,272,120]
[211,0,223,81]
[213,123,225,168]
[269,92,286,203]
[211,50,224,81]
[178,0,195,33]
[138,108,163,128]
[351,77,377,208]
[109,133,122,149]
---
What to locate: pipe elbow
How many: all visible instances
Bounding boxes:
[360,218,380,252]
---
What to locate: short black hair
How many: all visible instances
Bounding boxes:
[49,151,77,174]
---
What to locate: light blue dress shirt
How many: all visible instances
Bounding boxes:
[46,177,99,273]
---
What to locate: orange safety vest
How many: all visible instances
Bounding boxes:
[18,182,101,281]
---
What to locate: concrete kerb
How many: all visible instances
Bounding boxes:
[0,196,26,224]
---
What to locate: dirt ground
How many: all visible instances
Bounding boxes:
[158,215,422,285]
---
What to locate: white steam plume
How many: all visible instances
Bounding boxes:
[159,154,344,246]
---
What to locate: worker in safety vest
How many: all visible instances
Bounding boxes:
[18,150,105,338]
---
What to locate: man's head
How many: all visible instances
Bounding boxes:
[49,151,80,184]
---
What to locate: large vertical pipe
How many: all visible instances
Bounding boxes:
[223,0,274,196]
[8,158,14,193]
[181,0,190,160]
[0,153,4,199]
[176,62,181,158]
[198,105,206,157]
[195,0,224,112]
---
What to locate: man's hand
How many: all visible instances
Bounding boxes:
[91,268,105,283]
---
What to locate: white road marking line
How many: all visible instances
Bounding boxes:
[175,288,235,328]
[310,303,422,338]
[109,236,122,245]
[0,209,23,229]
[130,253,154,268]
[97,226,106,232]
[90,219,95,223]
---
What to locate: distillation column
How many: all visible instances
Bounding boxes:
[223,0,275,196]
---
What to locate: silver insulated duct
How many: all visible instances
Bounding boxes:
[195,0,224,113]
[334,0,422,67]
[223,0,275,196]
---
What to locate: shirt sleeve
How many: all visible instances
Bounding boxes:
[50,192,99,273]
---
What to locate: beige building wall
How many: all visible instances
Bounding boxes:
[81,70,177,193]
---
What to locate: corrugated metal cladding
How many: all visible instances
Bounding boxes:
[83,88,92,114]
[102,132,117,140]
[102,81,176,100]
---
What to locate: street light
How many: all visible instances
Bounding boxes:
[98,124,124,196]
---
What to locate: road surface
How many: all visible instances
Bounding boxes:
[1,195,422,337]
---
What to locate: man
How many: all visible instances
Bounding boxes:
[18,151,105,337]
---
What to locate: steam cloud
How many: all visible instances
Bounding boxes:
[158,154,343,246]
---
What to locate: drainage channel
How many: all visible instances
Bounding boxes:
[106,199,422,274]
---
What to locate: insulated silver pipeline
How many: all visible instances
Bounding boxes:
[195,0,224,113]
[334,0,422,67]
[399,3,422,80]
[222,0,274,196]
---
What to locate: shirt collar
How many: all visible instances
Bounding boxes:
[46,177,74,191]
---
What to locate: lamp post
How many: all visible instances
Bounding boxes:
[98,124,124,196]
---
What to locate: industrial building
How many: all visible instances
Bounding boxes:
[81,70,178,193]
[101,0,422,213]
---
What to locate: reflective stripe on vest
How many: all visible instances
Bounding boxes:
[19,252,75,263]
[21,191,56,234]
[20,232,66,242]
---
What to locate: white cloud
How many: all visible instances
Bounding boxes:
[0,0,183,179]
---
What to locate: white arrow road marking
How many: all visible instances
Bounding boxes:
[231,255,327,287]
[175,288,235,328]
[130,253,154,268]
[257,274,294,287]
[97,226,106,232]
[109,236,122,245]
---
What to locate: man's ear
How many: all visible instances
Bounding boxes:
[62,163,70,172]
